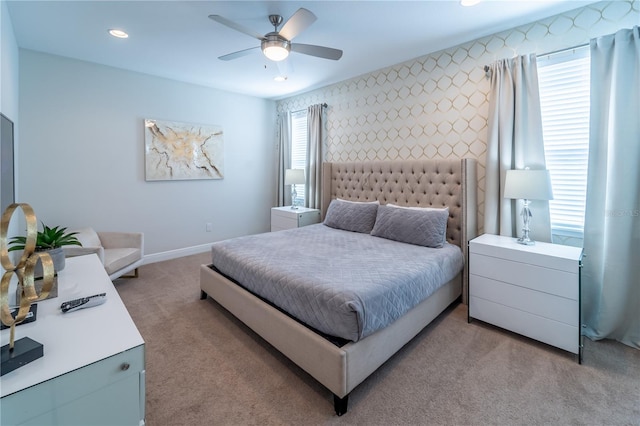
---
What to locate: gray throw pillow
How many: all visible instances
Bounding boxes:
[386,204,449,245]
[371,205,448,248]
[323,199,379,233]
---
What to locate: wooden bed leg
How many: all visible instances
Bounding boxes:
[333,394,349,416]
[200,290,208,300]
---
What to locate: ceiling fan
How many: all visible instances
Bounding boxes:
[208,8,343,62]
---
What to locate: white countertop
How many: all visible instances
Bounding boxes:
[1,254,144,397]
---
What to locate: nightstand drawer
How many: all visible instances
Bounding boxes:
[271,214,298,231]
[471,253,578,300]
[470,296,579,354]
[270,207,321,231]
[470,274,578,325]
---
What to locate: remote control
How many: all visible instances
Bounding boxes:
[60,293,107,313]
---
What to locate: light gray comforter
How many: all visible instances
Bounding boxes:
[210,224,463,342]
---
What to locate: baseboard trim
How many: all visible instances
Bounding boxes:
[143,243,211,265]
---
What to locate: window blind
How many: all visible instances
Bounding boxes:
[537,46,590,237]
[291,110,308,205]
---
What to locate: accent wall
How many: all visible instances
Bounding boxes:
[276,0,639,246]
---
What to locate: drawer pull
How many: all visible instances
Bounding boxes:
[120,362,130,371]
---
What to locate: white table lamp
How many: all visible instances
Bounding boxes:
[503,169,553,245]
[284,169,305,209]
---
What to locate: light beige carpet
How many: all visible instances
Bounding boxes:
[114,253,640,425]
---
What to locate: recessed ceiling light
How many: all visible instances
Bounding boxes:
[108,29,129,39]
[460,0,481,6]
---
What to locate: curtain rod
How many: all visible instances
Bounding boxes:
[538,43,589,59]
[482,43,590,71]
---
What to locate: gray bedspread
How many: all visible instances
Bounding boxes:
[210,224,463,342]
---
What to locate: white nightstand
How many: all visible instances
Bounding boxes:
[271,206,321,232]
[468,234,584,363]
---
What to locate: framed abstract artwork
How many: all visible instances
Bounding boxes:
[144,119,224,181]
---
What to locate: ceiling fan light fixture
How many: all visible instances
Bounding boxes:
[262,36,290,61]
[108,29,129,39]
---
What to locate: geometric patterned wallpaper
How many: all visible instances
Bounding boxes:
[277,0,639,236]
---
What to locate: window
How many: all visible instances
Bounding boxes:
[537,46,590,237]
[290,110,308,206]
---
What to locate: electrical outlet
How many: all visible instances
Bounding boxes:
[206,223,212,232]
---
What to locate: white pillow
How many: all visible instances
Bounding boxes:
[337,198,380,204]
[386,203,447,212]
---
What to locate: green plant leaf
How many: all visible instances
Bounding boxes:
[7,222,83,251]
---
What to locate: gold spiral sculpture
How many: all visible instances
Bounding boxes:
[0,203,55,351]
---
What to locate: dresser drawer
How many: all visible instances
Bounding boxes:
[470,274,578,325]
[470,296,579,354]
[469,234,582,272]
[2,345,144,425]
[471,253,578,300]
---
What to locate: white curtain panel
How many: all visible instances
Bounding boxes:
[583,26,640,349]
[276,111,292,207]
[484,54,552,242]
[306,104,324,209]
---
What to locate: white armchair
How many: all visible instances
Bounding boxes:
[64,228,144,280]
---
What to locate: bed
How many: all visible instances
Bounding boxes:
[200,159,477,415]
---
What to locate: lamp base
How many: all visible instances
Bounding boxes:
[1,337,43,376]
[517,199,535,245]
[516,236,535,246]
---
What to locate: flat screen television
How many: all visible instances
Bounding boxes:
[1,113,15,213]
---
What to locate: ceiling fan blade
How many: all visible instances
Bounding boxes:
[279,8,317,41]
[218,46,260,61]
[291,43,343,61]
[208,15,265,41]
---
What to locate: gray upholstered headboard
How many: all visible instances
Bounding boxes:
[321,159,478,303]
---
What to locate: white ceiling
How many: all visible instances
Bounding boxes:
[6,0,599,100]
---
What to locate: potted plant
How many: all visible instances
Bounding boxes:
[8,223,82,274]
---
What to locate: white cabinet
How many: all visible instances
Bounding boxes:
[271,206,321,231]
[468,234,583,362]
[1,255,145,425]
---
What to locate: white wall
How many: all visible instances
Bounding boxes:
[1,0,19,119]
[19,50,277,260]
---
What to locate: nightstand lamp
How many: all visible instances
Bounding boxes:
[503,168,553,245]
[284,169,305,209]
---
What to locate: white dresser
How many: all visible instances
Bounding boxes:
[1,254,145,425]
[270,206,321,231]
[468,234,583,363]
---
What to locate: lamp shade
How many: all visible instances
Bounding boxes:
[284,169,305,186]
[504,169,553,201]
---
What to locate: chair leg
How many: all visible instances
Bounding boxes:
[121,268,139,279]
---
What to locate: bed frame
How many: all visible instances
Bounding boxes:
[200,159,477,415]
